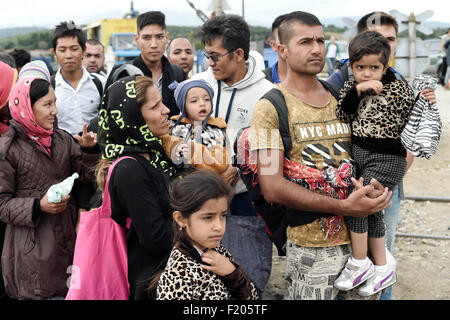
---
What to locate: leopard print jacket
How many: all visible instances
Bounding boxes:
[336,69,415,156]
[156,233,259,300]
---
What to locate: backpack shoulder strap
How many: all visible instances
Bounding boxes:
[261,88,291,158]
[170,64,186,82]
[341,64,349,83]
[105,156,137,229]
[50,74,56,89]
[318,78,340,100]
[51,73,103,99]
[90,74,104,98]
[262,67,273,83]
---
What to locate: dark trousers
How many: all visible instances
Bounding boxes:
[222,192,273,298]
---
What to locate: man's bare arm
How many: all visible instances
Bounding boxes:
[256,148,392,218]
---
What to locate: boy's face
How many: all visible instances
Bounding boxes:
[184,87,212,122]
[54,36,84,74]
[351,53,388,83]
[135,24,169,65]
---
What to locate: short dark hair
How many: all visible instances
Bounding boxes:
[137,11,166,32]
[357,12,398,35]
[0,52,16,68]
[349,31,391,67]
[9,49,31,69]
[170,170,234,219]
[278,11,322,45]
[200,14,250,60]
[53,21,86,51]
[86,38,105,50]
[272,14,289,33]
[166,36,193,55]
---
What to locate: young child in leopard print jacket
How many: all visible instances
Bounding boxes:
[334,31,415,297]
[155,170,258,300]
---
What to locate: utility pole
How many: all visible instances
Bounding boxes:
[242,0,245,19]
[390,10,434,78]
[214,0,225,16]
[408,13,417,79]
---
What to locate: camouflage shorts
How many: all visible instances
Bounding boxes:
[284,240,381,300]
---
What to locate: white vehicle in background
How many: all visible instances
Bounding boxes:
[424,38,445,85]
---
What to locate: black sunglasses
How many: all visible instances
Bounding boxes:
[202,50,233,62]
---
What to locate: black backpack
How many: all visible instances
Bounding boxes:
[233,79,340,256]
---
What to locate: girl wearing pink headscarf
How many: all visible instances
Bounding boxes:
[0,77,98,299]
[0,61,17,136]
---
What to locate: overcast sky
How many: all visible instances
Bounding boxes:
[1,0,449,29]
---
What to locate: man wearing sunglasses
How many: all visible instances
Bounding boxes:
[192,14,274,298]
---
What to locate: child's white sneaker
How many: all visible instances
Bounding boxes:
[357,266,397,297]
[334,257,375,291]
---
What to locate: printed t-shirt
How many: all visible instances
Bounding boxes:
[250,84,352,247]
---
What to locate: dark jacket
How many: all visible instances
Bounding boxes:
[106,55,186,117]
[108,154,174,300]
[0,120,98,299]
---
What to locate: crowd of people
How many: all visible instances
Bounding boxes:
[0,9,439,301]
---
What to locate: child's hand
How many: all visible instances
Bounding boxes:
[200,250,236,277]
[175,143,189,158]
[356,80,383,96]
[421,89,436,104]
[74,123,97,148]
[223,165,239,186]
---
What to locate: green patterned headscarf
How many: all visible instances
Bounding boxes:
[98,75,180,177]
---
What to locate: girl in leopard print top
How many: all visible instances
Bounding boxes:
[334,31,415,296]
[155,170,259,300]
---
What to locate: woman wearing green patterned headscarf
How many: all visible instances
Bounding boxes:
[97,75,185,300]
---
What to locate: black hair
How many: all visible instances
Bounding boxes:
[170,170,234,220]
[53,21,86,51]
[137,11,166,32]
[147,169,233,293]
[9,49,31,69]
[200,14,250,60]
[357,12,398,35]
[86,38,105,50]
[278,11,322,45]
[0,52,16,68]
[349,31,391,67]
[30,79,51,106]
[272,13,289,33]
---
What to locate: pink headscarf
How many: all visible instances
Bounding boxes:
[0,61,17,135]
[9,77,53,155]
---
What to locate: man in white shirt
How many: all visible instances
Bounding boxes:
[52,21,102,136]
